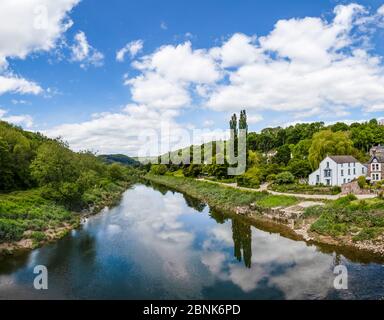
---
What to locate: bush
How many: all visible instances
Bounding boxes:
[150,164,168,176]
[275,172,295,185]
[357,176,367,189]
[108,163,125,181]
[183,164,202,178]
[237,167,261,188]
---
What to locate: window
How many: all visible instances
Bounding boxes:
[348,169,351,175]
[326,179,331,186]
[353,168,356,175]
[362,167,365,174]
[343,178,346,184]
[348,163,351,167]
[326,162,330,168]
[341,170,344,176]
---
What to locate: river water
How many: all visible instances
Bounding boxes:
[0,183,383,300]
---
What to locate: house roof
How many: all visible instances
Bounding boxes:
[370,155,384,163]
[328,155,359,164]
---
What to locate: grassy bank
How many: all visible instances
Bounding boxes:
[145,174,298,211]
[304,195,384,241]
[0,180,132,254]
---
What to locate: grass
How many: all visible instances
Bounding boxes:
[0,189,76,243]
[304,195,384,240]
[0,180,132,245]
[145,174,298,212]
[270,183,342,195]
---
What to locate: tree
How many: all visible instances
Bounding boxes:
[331,122,349,132]
[273,144,291,166]
[183,164,202,178]
[308,130,355,169]
[150,164,168,175]
[30,141,79,186]
[287,159,312,178]
[275,172,295,185]
[291,139,312,160]
[0,137,14,190]
[108,163,125,181]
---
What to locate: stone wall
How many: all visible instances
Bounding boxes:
[341,181,373,195]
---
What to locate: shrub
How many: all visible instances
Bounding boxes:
[183,164,202,178]
[357,176,367,189]
[108,163,125,181]
[275,172,295,185]
[150,164,168,176]
[237,167,261,188]
[331,186,342,195]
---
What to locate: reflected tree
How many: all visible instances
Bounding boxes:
[183,194,206,212]
[232,218,252,268]
[209,209,229,224]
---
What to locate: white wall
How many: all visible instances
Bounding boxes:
[309,157,367,186]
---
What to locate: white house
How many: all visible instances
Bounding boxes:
[309,156,367,187]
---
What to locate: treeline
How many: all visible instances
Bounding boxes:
[150,113,384,189]
[0,121,137,210]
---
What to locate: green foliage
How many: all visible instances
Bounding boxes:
[275,172,295,185]
[305,196,384,240]
[237,167,261,188]
[108,163,126,181]
[271,183,341,195]
[98,154,141,167]
[146,175,298,212]
[357,176,367,189]
[308,130,355,169]
[273,144,291,166]
[150,164,168,176]
[182,164,203,178]
[287,159,312,178]
[30,141,79,186]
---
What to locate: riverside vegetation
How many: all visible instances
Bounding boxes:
[0,121,140,253]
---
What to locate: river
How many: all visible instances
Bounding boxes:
[0,183,384,299]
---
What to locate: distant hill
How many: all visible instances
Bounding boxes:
[98,154,141,167]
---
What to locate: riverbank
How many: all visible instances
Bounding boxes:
[145,174,384,256]
[0,181,132,256]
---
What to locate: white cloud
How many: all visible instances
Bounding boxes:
[378,5,384,16]
[124,41,221,111]
[206,4,384,114]
[116,40,144,62]
[0,109,33,128]
[247,114,263,124]
[126,73,190,109]
[71,31,104,68]
[160,21,168,30]
[0,0,79,68]
[133,42,220,83]
[0,0,80,96]
[210,33,261,68]
[0,75,42,95]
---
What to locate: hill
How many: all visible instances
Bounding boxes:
[98,154,141,167]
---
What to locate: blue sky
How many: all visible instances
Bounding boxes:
[0,0,384,155]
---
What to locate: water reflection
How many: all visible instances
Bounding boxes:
[0,184,383,300]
